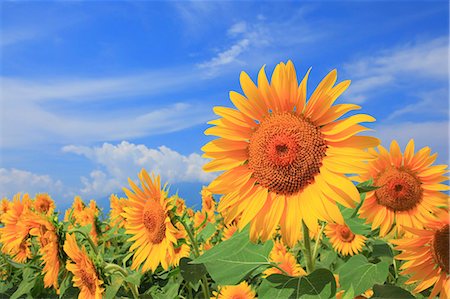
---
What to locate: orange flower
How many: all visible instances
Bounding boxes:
[264,240,306,277]
[110,194,127,228]
[33,193,55,215]
[325,223,366,256]
[213,281,256,299]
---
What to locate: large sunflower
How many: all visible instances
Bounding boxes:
[63,233,103,299]
[325,223,366,256]
[391,211,449,298]
[202,61,378,246]
[357,139,449,236]
[122,169,178,272]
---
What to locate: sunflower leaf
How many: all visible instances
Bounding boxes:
[258,268,337,299]
[371,284,415,298]
[338,255,389,296]
[191,228,273,285]
[180,257,207,284]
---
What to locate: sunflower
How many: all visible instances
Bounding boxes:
[391,211,449,298]
[0,197,10,222]
[63,233,103,299]
[33,193,55,215]
[222,223,238,241]
[110,194,127,228]
[64,196,85,222]
[28,214,60,290]
[201,187,216,215]
[358,139,449,236]
[202,61,378,247]
[213,281,256,299]
[0,193,34,257]
[11,239,32,263]
[122,169,178,272]
[264,239,306,277]
[325,223,366,256]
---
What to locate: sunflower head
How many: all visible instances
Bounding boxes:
[325,223,367,256]
[358,139,449,236]
[34,193,55,215]
[213,281,256,299]
[122,169,179,272]
[110,194,127,228]
[203,61,378,246]
[392,211,449,298]
[201,187,215,214]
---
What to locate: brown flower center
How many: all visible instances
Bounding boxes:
[248,112,326,195]
[142,204,166,244]
[374,167,422,211]
[337,225,355,242]
[431,224,449,274]
[80,269,96,294]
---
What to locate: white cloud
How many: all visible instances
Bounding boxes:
[198,39,250,72]
[63,141,215,199]
[227,21,247,37]
[344,37,448,103]
[374,120,449,164]
[0,168,66,200]
[0,68,214,148]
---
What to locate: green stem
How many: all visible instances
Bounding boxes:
[104,263,139,299]
[70,229,98,255]
[302,221,314,273]
[180,219,210,298]
[311,224,326,268]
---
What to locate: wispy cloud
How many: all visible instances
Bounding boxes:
[63,141,215,199]
[343,36,448,103]
[0,68,215,148]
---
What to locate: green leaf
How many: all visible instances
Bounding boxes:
[192,228,273,285]
[59,273,73,298]
[180,258,207,284]
[197,222,216,241]
[371,284,415,298]
[372,241,394,258]
[104,275,124,299]
[356,185,380,193]
[340,207,371,235]
[10,277,35,299]
[258,269,336,299]
[316,250,337,269]
[338,255,389,296]
[123,271,142,286]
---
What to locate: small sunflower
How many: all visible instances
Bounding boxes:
[222,223,238,241]
[202,61,378,247]
[122,169,178,272]
[33,193,55,215]
[110,194,127,228]
[213,281,256,299]
[63,233,104,299]
[11,239,32,263]
[392,211,449,298]
[201,187,216,215]
[358,139,449,236]
[264,240,306,277]
[0,197,10,222]
[325,223,366,256]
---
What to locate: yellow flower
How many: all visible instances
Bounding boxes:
[11,239,32,263]
[122,169,178,272]
[0,193,34,257]
[29,214,60,290]
[213,281,256,299]
[0,197,11,223]
[110,194,127,228]
[64,196,85,222]
[63,233,104,299]
[325,223,366,256]
[202,61,378,246]
[201,187,215,214]
[358,139,449,236]
[170,244,190,267]
[170,194,186,216]
[264,240,306,277]
[392,210,449,299]
[33,193,55,215]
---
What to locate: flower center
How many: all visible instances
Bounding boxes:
[248,112,326,195]
[374,167,422,211]
[80,269,96,294]
[337,225,355,242]
[142,204,166,244]
[431,224,449,274]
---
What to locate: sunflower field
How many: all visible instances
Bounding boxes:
[0,61,448,299]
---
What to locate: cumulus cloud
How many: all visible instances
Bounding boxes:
[63,141,215,199]
[344,37,448,103]
[0,168,66,200]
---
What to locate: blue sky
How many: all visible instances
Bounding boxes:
[1,1,448,213]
